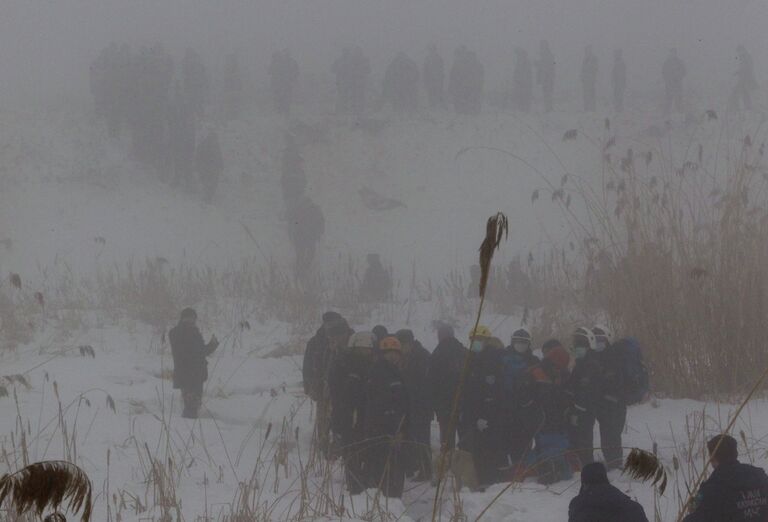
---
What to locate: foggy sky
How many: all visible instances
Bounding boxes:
[0,0,764,107]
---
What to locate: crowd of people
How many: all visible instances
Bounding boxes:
[302,312,650,496]
[164,304,768,520]
[90,44,227,201]
[300,312,768,521]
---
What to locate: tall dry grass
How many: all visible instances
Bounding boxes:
[529,118,768,398]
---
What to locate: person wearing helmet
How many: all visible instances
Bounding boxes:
[363,336,410,498]
[530,342,573,484]
[567,326,603,467]
[329,331,377,494]
[396,329,433,481]
[169,308,219,419]
[502,328,542,476]
[592,325,627,469]
[428,323,468,452]
[460,326,508,486]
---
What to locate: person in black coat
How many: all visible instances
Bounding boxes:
[684,435,768,522]
[303,312,353,457]
[569,462,649,522]
[169,308,219,418]
[460,328,507,487]
[592,326,627,470]
[329,331,377,494]
[364,336,410,498]
[397,329,432,481]
[423,45,445,110]
[428,323,467,451]
[567,327,603,467]
[302,311,343,401]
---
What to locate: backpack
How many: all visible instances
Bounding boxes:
[613,337,649,405]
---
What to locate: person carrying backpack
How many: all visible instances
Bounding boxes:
[612,336,650,406]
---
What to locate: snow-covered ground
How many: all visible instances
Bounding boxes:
[0,100,765,521]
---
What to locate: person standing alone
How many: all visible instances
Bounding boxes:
[170,308,219,419]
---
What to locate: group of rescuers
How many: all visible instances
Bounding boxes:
[168,307,768,521]
[302,312,647,496]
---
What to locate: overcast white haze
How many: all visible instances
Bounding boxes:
[0,0,766,521]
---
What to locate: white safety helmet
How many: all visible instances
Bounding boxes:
[347,331,376,350]
[573,326,597,351]
[592,325,613,344]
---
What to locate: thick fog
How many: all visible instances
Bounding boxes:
[1,0,765,106]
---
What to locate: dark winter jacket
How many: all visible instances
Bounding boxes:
[402,340,432,427]
[428,336,467,420]
[364,358,410,440]
[568,483,649,522]
[530,355,571,434]
[303,328,328,401]
[568,350,604,414]
[595,346,627,409]
[459,345,507,452]
[170,322,215,391]
[683,461,768,522]
[329,349,374,443]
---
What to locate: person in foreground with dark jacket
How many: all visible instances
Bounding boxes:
[396,328,433,481]
[429,323,467,451]
[329,331,377,494]
[169,308,219,419]
[568,462,649,522]
[683,434,768,522]
[364,336,410,498]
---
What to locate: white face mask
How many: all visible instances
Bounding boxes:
[571,346,588,359]
[512,341,530,354]
[471,340,485,353]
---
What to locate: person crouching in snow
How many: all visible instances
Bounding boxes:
[363,336,410,498]
[169,308,219,419]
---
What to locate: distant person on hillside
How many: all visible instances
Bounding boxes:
[581,46,598,112]
[662,48,686,113]
[536,40,555,112]
[269,49,300,116]
[196,129,224,203]
[170,308,219,419]
[568,462,649,522]
[424,45,446,109]
[360,253,392,302]
[683,435,768,522]
[611,49,627,113]
[286,195,325,279]
[511,48,533,113]
[730,45,757,111]
[381,52,420,113]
